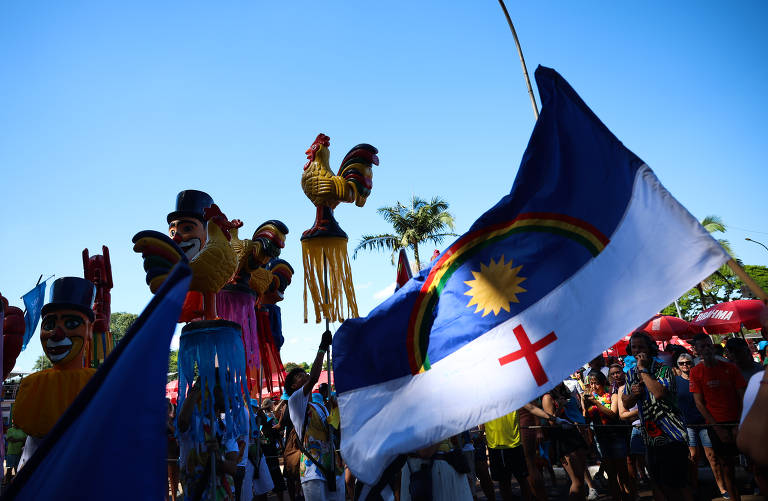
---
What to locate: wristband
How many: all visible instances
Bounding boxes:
[318,348,326,355]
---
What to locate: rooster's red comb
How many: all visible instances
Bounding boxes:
[203,204,224,221]
[311,133,330,148]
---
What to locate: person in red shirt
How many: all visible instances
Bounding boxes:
[690,333,747,501]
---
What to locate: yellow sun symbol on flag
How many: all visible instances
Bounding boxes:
[464,256,527,317]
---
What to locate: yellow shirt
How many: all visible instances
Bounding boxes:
[484,410,520,449]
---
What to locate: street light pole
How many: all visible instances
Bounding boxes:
[745,237,768,253]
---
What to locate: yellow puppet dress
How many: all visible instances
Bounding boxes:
[13,367,96,443]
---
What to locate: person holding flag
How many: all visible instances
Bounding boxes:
[285,330,344,500]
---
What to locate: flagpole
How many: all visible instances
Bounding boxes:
[322,252,332,392]
[497,0,539,120]
[322,251,337,491]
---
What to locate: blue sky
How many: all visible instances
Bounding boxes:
[2,1,767,371]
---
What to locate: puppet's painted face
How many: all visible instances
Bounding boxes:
[40,309,91,368]
[169,218,206,259]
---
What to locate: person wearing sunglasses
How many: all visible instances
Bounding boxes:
[675,353,726,496]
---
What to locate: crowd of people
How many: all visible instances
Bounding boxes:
[152,328,768,501]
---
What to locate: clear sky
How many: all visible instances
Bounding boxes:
[2,1,767,372]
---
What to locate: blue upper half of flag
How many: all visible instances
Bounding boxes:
[7,264,190,501]
[333,66,646,394]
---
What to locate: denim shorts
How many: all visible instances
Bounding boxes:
[594,429,628,459]
[629,426,646,456]
[686,426,712,448]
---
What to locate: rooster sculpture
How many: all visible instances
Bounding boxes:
[132,204,240,320]
[300,133,379,323]
[301,133,379,238]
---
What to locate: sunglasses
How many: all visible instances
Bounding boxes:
[678,361,692,366]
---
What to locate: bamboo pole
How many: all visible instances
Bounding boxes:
[497,0,539,120]
[726,258,768,303]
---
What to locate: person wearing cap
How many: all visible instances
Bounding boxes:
[13,277,98,464]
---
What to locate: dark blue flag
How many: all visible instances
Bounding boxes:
[6,263,191,500]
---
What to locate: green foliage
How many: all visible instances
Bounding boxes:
[32,355,52,371]
[661,264,768,320]
[700,215,737,277]
[742,265,768,294]
[110,312,138,345]
[168,350,178,382]
[700,215,726,234]
[284,361,309,373]
[354,195,458,269]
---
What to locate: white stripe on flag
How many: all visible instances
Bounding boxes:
[339,165,729,484]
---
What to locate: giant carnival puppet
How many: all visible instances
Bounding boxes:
[255,258,294,395]
[13,277,97,461]
[82,246,114,367]
[1,292,25,382]
[132,190,287,500]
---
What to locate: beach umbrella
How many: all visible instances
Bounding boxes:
[636,314,699,341]
[667,335,694,352]
[691,299,768,335]
[610,334,632,355]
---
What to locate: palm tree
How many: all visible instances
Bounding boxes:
[701,215,734,258]
[697,215,737,307]
[353,196,458,269]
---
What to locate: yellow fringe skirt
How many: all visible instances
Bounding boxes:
[302,237,359,323]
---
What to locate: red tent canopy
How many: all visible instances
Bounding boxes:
[691,299,768,335]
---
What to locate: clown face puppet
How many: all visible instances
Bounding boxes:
[169,218,206,259]
[40,309,92,370]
